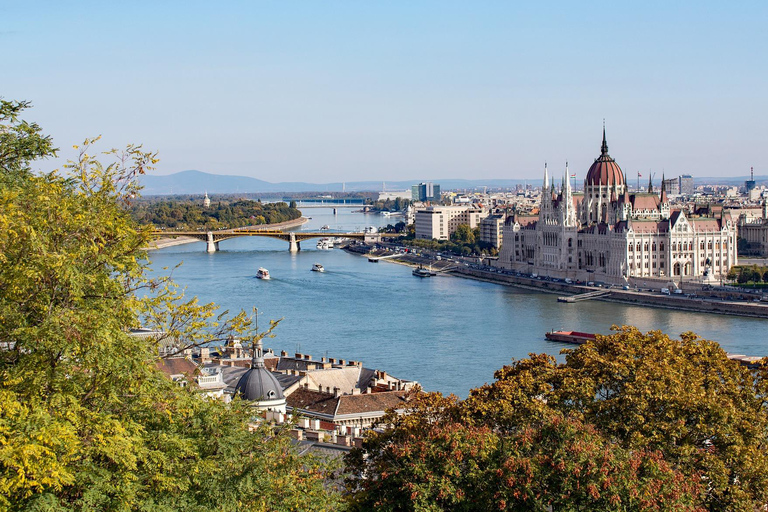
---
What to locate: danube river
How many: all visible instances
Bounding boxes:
[148,208,767,397]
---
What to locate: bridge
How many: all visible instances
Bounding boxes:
[151,228,398,252]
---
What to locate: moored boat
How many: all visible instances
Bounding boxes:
[544,330,596,345]
[256,267,271,280]
[412,265,435,278]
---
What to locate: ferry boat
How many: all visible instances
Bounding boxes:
[412,265,436,278]
[311,263,325,273]
[256,267,271,280]
[544,330,596,345]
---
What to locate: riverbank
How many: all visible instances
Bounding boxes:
[146,216,309,250]
[345,243,768,320]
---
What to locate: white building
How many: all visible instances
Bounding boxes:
[497,131,738,285]
[415,205,486,241]
[480,213,505,249]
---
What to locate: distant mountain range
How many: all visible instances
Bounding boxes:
[138,170,532,195]
[139,170,767,196]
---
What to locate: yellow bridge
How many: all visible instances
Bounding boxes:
[150,228,398,252]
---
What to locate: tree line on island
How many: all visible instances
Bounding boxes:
[130,197,303,230]
[4,99,768,511]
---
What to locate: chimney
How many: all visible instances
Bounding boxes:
[304,354,311,360]
[295,352,303,359]
[329,358,336,364]
[281,350,288,357]
[321,357,327,362]
[333,387,341,397]
[338,359,345,365]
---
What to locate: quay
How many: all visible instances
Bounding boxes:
[344,243,768,320]
[557,290,611,303]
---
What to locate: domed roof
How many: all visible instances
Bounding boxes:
[234,340,284,402]
[585,129,625,187]
[235,366,284,401]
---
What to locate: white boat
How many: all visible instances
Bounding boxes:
[312,263,325,272]
[256,267,270,280]
[316,238,334,250]
[320,225,330,230]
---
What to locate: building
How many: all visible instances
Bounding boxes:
[679,175,694,195]
[497,131,737,285]
[233,337,287,413]
[480,213,505,249]
[662,177,680,195]
[411,182,441,202]
[415,205,486,241]
[738,199,768,257]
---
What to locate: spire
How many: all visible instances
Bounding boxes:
[601,120,608,156]
[543,162,549,190]
[251,336,265,369]
[647,174,653,193]
[660,173,668,202]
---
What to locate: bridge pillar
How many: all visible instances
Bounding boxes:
[206,232,219,253]
[288,232,301,252]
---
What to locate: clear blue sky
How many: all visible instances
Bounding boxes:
[3,1,766,183]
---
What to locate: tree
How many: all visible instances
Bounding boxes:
[347,327,768,511]
[0,102,339,511]
[451,224,475,245]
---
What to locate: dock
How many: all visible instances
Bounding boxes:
[557,290,611,303]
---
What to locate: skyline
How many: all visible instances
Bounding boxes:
[3,1,766,182]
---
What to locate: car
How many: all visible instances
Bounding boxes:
[564,278,573,284]
[661,288,671,295]
[622,285,630,290]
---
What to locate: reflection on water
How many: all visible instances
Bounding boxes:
[148,208,768,397]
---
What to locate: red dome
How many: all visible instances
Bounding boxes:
[585,130,625,187]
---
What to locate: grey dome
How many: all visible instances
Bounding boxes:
[235,366,284,401]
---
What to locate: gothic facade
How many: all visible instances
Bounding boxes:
[497,132,738,284]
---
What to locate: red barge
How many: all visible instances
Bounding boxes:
[544,330,597,345]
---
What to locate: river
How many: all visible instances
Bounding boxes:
[148,207,768,397]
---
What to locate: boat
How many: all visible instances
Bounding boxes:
[412,265,436,278]
[320,225,330,230]
[544,330,596,345]
[368,257,379,263]
[256,267,271,280]
[316,238,333,250]
[311,263,325,272]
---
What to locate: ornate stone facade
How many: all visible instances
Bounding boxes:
[497,132,738,284]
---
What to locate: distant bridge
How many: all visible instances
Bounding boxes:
[151,228,397,252]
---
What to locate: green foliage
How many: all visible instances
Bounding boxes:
[729,265,767,284]
[0,102,339,511]
[131,197,302,230]
[347,327,768,511]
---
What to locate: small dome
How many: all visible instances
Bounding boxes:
[235,366,284,402]
[585,129,625,187]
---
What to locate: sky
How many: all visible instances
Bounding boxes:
[3,1,767,183]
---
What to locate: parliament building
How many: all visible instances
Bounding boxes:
[497,131,737,284]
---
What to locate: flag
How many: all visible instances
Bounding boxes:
[637,172,642,177]
[570,173,576,178]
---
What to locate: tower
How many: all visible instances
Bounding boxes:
[203,191,211,208]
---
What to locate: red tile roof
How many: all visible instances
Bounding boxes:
[336,391,408,416]
[156,358,198,378]
[286,388,339,415]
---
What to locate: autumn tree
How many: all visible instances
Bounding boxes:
[347,326,768,511]
[0,100,339,511]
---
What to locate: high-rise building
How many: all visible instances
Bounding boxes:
[679,175,694,195]
[411,182,441,202]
